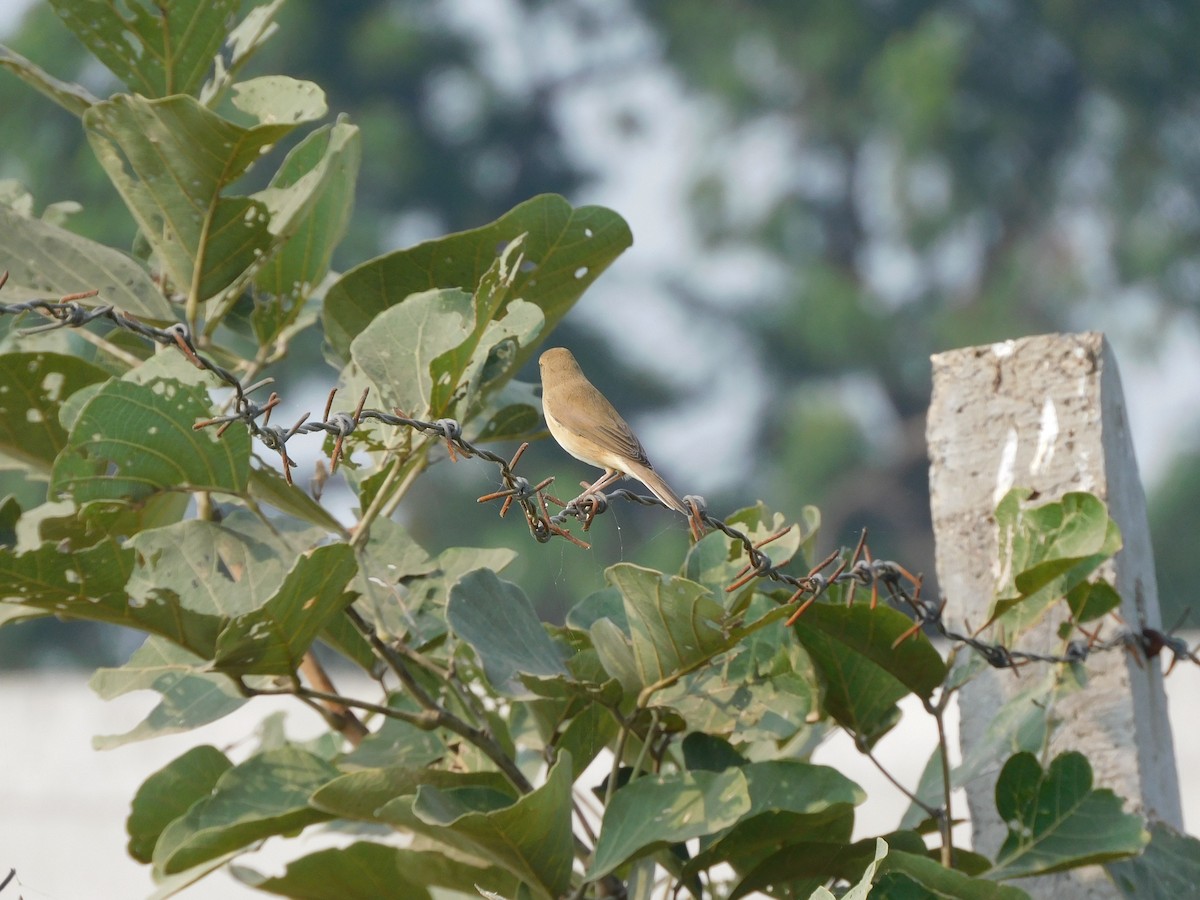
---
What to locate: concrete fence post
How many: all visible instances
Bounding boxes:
[926,332,1182,898]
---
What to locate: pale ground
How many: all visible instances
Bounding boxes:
[1,659,1197,900]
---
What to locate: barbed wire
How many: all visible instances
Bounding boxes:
[3,274,1195,678]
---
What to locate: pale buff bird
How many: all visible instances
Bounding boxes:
[538,347,687,514]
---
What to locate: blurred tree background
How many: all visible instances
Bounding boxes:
[2,0,1198,665]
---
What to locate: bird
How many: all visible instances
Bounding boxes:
[538,347,688,515]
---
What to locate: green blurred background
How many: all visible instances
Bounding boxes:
[2,0,1198,666]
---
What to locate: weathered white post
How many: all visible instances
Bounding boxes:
[927,332,1181,898]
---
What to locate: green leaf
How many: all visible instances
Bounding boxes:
[588,616,642,696]
[340,698,445,770]
[1010,493,1117,593]
[791,602,945,747]
[51,377,251,505]
[154,746,339,875]
[989,751,1147,879]
[200,0,287,106]
[681,732,748,772]
[346,287,476,417]
[247,467,346,534]
[324,194,632,364]
[799,602,947,700]
[344,283,542,432]
[317,605,378,673]
[0,206,173,319]
[1064,578,1121,623]
[728,839,874,900]
[50,0,238,97]
[589,768,752,879]
[363,542,515,647]
[253,117,361,308]
[311,767,514,822]
[379,753,575,900]
[846,839,888,900]
[90,637,245,749]
[426,237,516,409]
[0,534,231,653]
[84,81,326,302]
[567,586,626,632]
[556,702,620,781]
[685,760,864,877]
[900,668,1073,829]
[684,504,806,611]
[447,568,569,697]
[128,518,286,617]
[991,490,1122,632]
[594,563,730,701]
[428,237,544,421]
[213,543,357,676]
[673,670,816,742]
[661,601,817,743]
[237,841,514,900]
[467,378,541,447]
[474,399,542,444]
[127,745,233,863]
[0,44,97,116]
[1107,822,1200,899]
[877,849,1032,899]
[0,353,109,471]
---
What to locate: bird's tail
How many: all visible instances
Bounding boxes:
[631,464,688,515]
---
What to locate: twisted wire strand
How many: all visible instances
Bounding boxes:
[2,279,1190,675]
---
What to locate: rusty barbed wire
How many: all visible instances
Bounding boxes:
[2,274,1194,678]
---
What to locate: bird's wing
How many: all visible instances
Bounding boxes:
[557,384,652,466]
[594,419,652,467]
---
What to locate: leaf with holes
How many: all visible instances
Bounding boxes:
[84,80,326,303]
[0,207,173,319]
[344,283,542,431]
[0,352,110,471]
[90,637,246,749]
[50,0,239,97]
[428,236,544,422]
[324,194,631,364]
[0,43,96,116]
[346,287,476,418]
[212,544,357,676]
[200,0,287,106]
[253,118,361,313]
[51,378,250,506]
[0,537,223,657]
[127,518,288,619]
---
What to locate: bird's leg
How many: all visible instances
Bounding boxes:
[569,468,624,512]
